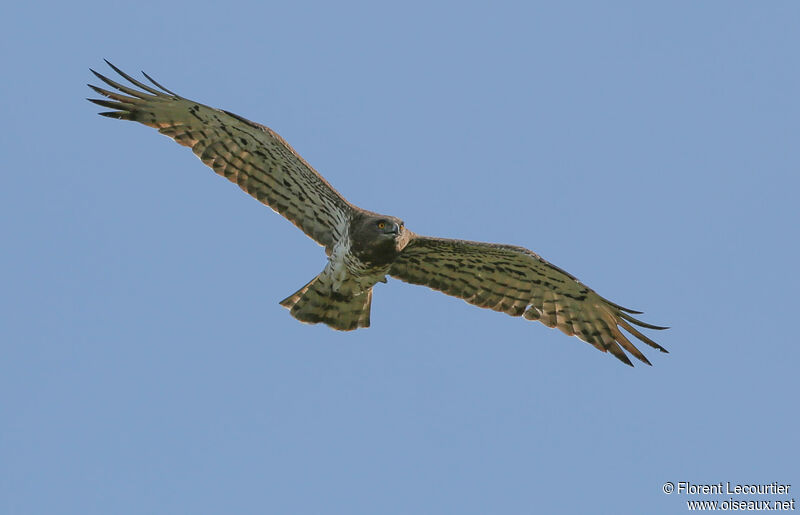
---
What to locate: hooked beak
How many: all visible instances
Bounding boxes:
[386,222,400,235]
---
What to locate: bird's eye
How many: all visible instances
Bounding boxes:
[377,221,386,229]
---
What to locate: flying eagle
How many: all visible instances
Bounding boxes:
[88,61,668,366]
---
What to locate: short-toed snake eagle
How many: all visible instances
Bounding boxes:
[88,61,668,366]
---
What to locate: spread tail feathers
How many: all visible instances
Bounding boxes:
[279,275,372,331]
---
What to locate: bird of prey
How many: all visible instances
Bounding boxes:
[88,61,668,366]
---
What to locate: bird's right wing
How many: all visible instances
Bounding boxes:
[88,61,354,250]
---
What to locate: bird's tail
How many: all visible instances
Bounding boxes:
[279,274,372,331]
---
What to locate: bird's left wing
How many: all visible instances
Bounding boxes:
[88,61,354,250]
[389,236,667,366]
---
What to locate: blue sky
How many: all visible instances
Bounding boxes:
[1,1,798,513]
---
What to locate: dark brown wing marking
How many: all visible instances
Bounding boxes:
[389,236,668,366]
[87,61,354,250]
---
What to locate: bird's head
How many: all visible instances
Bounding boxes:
[373,216,403,238]
[349,213,406,265]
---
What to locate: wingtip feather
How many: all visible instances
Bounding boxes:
[617,318,668,354]
[87,98,126,110]
[101,59,164,96]
[615,351,635,367]
[606,342,635,367]
[98,111,127,119]
[141,69,179,96]
[618,310,669,330]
